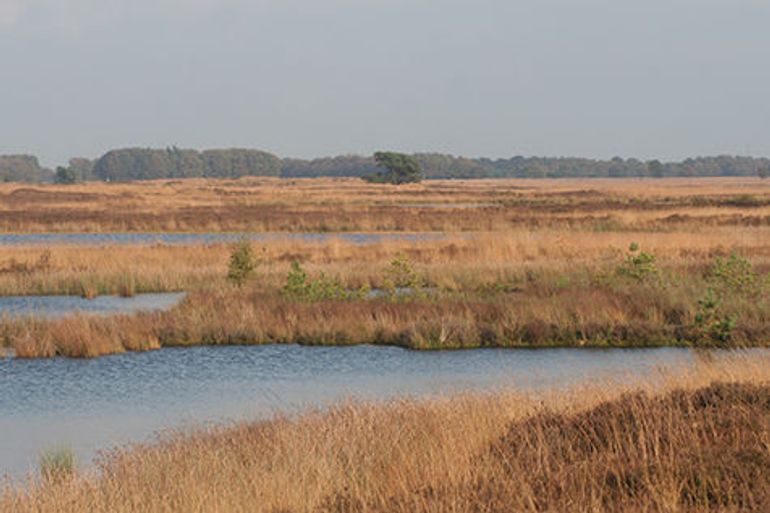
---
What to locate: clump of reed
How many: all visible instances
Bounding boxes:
[2,355,768,513]
[2,314,161,358]
[37,446,75,484]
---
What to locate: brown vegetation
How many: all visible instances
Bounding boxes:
[0,177,768,357]
[0,228,768,358]
[2,355,769,512]
[0,177,769,233]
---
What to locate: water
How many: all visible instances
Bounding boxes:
[0,345,757,480]
[0,232,446,247]
[0,293,186,320]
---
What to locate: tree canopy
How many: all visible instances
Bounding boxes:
[362,152,423,184]
[0,155,51,183]
[1,149,769,184]
[54,166,78,184]
[93,147,282,181]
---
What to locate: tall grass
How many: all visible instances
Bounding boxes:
[2,264,768,358]
[2,355,769,512]
[37,446,75,484]
[0,228,767,296]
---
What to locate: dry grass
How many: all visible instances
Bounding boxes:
[0,228,768,358]
[0,177,767,357]
[2,354,769,512]
[0,177,769,233]
[3,268,769,358]
[0,227,767,296]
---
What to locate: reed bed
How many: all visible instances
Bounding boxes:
[2,354,769,512]
[3,259,769,358]
[0,177,767,357]
[0,230,768,357]
[0,228,767,296]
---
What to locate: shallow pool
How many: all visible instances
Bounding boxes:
[0,293,186,320]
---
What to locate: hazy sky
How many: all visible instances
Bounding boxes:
[1,0,769,166]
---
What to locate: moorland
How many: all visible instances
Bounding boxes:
[0,177,768,358]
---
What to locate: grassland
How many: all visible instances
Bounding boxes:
[0,177,768,357]
[3,354,769,512]
[0,176,769,233]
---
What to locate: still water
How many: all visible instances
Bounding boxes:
[0,293,186,320]
[0,232,445,246]
[0,345,754,480]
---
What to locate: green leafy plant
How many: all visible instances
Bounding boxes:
[283,261,363,301]
[383,256,427,301]
[709,253,763,298]
[694,288,736,345]
[617,243,659,283]
[227,239,260,286]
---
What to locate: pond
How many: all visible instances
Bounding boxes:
[0,293,186,320]
[0,232,447,246]
[1,345,759,480]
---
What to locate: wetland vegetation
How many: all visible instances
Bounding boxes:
[0,177,768,358]
[3,354,769,512]
[1,177,769,512]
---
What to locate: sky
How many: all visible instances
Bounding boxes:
[1,0,769,167]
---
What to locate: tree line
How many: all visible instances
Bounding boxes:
[1,148,769,183]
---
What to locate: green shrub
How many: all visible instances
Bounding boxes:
[283,261,309,298]
[617,243,659,283]
[383,256,427,301]
[694,288,737,345]
[283,261,363,301]
[227,240,260,286]
[709,253,763,298]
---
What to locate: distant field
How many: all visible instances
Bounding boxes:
[0,177,768,233]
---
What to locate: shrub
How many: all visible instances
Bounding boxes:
[383,256,427,301]
[282,261,362,301]
[617,243,659,283]
[690,253,766,346]
[227,240,260,286]
[708,253,763,298]
[694,288,736,345]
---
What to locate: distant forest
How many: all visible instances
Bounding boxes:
[1,147,769,183]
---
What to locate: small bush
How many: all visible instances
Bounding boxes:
[227,239,260,286]
[383,256,427,301]
[617,243,659,283]
[282,261,362,301]
[709,253,763,298]
[694,288,736,345]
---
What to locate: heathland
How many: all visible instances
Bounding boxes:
[0,177,768,358]
[3,353,769,512]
